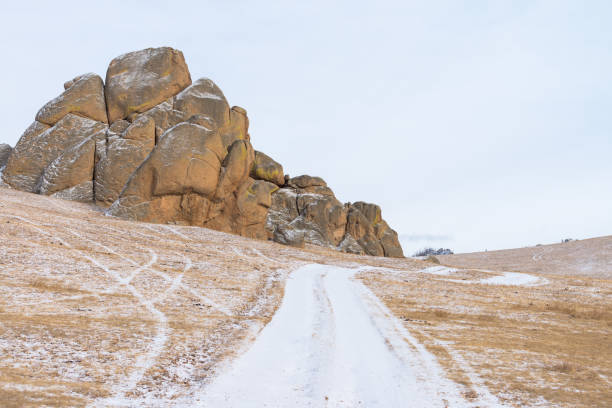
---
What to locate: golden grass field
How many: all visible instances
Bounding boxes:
[360,241,612,407]
[0,186,610,407]
[0,187,404,406]
[439,236,612,279]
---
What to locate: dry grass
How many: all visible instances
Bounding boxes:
[548,361,573,374]
[439,236,612,279]
[360,261,612,407]
[1,186,610,407]
[0,187,298,406]
[0,187,418,406]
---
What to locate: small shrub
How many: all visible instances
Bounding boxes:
[413,247,454,257]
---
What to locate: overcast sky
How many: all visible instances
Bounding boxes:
[1,1,611,254]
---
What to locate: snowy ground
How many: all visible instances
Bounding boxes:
[439,236,612,279]
[415,266,548,286]
[362,263,612,407]
[1,187,611,407]
[184,264,496,407]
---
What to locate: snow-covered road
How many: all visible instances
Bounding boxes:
[185,264,487,407]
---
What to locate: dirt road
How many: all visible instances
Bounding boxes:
[188,264,500,407]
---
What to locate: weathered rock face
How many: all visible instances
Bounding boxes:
[265,177,403,257]
[0,47,404,257]
[174,78,229,129]
[109,122,225,222]
[36,73,108,125]
[251,151,285,186]
[107,122,275,240]
[0,144,12,169]
[3,115,106,195]
[105,47,191,123]
[94,116,156,206]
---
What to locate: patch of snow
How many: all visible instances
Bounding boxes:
[419,265,459,276]
[68,229,230,316]
[182,264,494,407]
[187,89,225,101]
[479,272,545,286]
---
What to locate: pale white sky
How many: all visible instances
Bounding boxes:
[1,1,611,254]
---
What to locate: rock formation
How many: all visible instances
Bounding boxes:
[0,144,12,169]
[0,47,403,257]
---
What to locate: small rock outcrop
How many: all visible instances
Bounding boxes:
[36,73,108,126]
[0,47,403,257]
[105,47,192,123]
[266,176,402,257]
[251,151,285,186]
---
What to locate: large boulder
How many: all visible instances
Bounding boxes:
[108,122,226,223]
[130,98,189,143]
[213,139,255,201]
[105,47,192,123]
[378,223,404,258]
[174,78,230,128]
[272,223,305,248]
[250,151,285,186]
[0,143,12,169]
[287,175,326,189]
[345,205,384,256]
[350,202,403,257]
[219,106,249,150]
[39,136,96,197]
[203,139,258,235]
[3,115,106,193]
[234,178,279,239]
[94,116,156,206]
[266,176,347,248]
[108,122,277,240]
[3,47,404,258]
[297,190,347,246]
[345,202,404,257]
[35,73,107,125]
[2,122,49,190]
[338,233,365,255]
[173,79,250,151]
[266,177,404,257]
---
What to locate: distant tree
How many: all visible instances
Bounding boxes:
[412,247,454,257]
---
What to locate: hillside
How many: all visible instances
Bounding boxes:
[0,187,411,406]
[0,187,611,407]
[439,237,612,279]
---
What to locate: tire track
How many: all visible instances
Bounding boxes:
[1,214,170,405]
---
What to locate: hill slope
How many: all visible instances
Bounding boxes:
[0,187,410,406]
[1,187,610,407]
[439,237,612,279]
